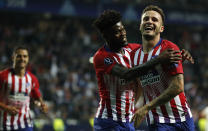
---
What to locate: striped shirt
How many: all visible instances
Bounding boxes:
[0,68,41,130]
[93,43,140,122]
[131,39,192,125]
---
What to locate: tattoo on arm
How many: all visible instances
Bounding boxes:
[146,74,184,110]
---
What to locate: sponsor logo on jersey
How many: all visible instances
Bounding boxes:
[140,72,160,87]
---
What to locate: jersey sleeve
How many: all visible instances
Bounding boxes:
[162,41,183,75]
[30,75,41,99]
[93,52,116,74]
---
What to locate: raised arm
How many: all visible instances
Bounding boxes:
[111,49,181,80]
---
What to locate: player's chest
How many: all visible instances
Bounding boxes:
[112,49,132,68]
[4,74,32,96]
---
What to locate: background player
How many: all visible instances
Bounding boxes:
[131,5,195,131]
[0,46,48,131]
[92,10,193,131]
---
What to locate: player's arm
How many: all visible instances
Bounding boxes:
[131,74,184,127]
[31,75,48,114]
[111,49,181,80]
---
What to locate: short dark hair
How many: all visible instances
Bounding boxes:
[13,45,29,56]
[93,10,122,32]
[142,5,165,25]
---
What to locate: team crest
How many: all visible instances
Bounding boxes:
[104,58,114,65]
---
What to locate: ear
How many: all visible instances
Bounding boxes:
[139,23,142,31]
[160,25,164,33]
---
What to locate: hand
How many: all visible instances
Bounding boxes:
[131,106,149,128]
[181,49,194,64]
[5,106,19,115]
[34,101,48,114]
[158,48,182,64]
[40,103,48,114]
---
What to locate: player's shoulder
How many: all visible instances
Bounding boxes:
[93,46,105,57]
[93,45,113,62]
[161,39,180,50]
[0,68,11,76]
[27,71,38,81]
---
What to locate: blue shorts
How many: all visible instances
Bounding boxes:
[3,127,33,131]
[94,118,135,131]
[149,117,195,131]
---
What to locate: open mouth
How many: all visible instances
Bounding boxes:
[144,26,154,31]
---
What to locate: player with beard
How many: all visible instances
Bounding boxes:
[131,5,195,131]
[92,10,193,131]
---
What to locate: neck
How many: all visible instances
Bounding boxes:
[142,35,160,53]
[13,67,26,77]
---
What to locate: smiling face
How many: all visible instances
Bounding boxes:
[140,10,164,40]
[13,49,29,70]
[103,21,127,51]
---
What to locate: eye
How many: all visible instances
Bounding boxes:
[143,17,149,21]
[152,17,158,22]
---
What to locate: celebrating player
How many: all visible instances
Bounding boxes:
[0,46,48,131]
[131,5,195,131]
[92,10,193,131]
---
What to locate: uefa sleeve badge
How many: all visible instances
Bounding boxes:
[104,58,114,65]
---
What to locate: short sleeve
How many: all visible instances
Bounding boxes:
[93,52,116,74]
[161,41,183,75]
[30,75,41,99]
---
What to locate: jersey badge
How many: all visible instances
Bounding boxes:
[104,58,114,65]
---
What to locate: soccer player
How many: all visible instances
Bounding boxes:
[131,5,195,131]
[0,46,48,131]
[92,10,192,131]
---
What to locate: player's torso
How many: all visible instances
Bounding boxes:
[95,43,139,122]
[0,69,34,130]
[132,40,192,124]
[133,43,168,101]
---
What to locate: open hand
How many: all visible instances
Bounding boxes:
[131,106,148,128]
[158,48,182,64]
[181,49,194,64]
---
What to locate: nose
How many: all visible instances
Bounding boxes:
[145,18,153,24]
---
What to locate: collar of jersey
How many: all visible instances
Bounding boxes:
[141,38,162,51]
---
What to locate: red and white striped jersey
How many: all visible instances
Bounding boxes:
[0,68,41,130]
[93,43,140,122]
[131,39,192,125]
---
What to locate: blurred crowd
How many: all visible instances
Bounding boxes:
[0,7,208,131]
